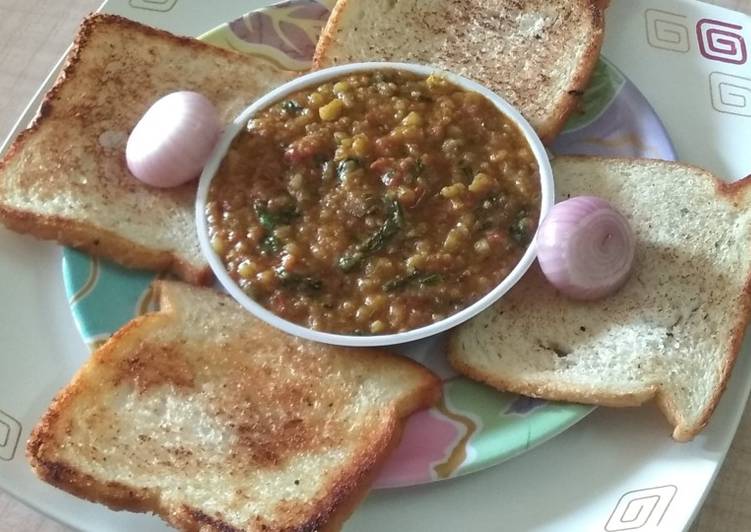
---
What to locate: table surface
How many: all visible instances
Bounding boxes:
[1,0,750,530]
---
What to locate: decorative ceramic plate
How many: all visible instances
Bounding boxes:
[61,0,676,489]
[4,1,751,531]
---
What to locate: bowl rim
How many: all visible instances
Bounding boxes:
[196,61,555,347]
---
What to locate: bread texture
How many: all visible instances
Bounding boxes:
[27,280,440,531]
[313,0,606,143]
[0,14,295,285]
[449,156,751,441]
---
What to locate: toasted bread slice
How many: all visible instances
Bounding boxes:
[449,156,751,441]
[313,0,606,143]
[0,14,295,285]
[27,281,440,531]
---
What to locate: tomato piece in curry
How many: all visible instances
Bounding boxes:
[206,70,540,335]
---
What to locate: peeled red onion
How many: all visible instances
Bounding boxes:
[537,196,635,301]
[126,91,221,188]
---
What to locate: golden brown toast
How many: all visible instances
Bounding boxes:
[449,157,751,441]
[0,14,295,285]
[27,280,441,531]
[313,0,606,143]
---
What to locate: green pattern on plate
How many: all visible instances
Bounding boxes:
[62,249,155,344]
[443,379,593,474]
[563,57,626,132]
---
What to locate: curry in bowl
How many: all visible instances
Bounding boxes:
[205,69,541,335]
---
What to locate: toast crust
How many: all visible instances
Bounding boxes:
[0,204,211,285]
[0,13,293,285]
[28,411,407,532]
[312,0,607,144]
[541,1,606,142]
[688,173,751,441]
[310,0,350,70]
[28,281,441,531]
[0,14,204,281]
[449,156,751,441]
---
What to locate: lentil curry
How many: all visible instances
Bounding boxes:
[206,69,540,335]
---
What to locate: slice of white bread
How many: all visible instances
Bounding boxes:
[0,14,295,285]
[27,280,440,531]
[313,0,607,143]
[449,156,751,441]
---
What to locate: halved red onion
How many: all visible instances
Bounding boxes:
[126,91,221,188]
[537,196,635,300]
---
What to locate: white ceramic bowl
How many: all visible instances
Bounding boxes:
[196,62,554,347]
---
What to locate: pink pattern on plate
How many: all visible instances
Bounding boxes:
[228,1,329,62]
[374,408,463,488]
[279,20,317,59]
[288,4,330,20]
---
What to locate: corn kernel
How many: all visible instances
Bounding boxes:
[440,183,466,198]
[356,305,374,322]
[443,226,469,252]
[365,294,387,311]
[402,126,421,141]
[426,74,447,88]
[319,99,344,121]
[406,253,427,270]
[352,135,369,157]
[333,81,351,94]
[468,172,496,195]
[238,260,257,279]
[308,92,324,107]
[402,111,423,127]
[460,213,475,228]
[210,235,227,254]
